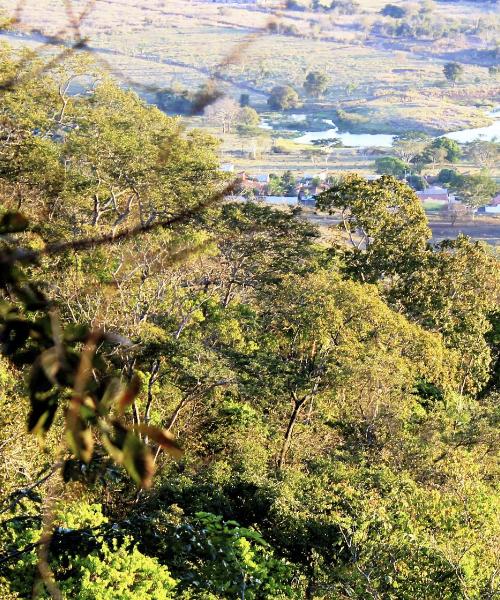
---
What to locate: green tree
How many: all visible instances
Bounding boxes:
[303,71,329,98]
[449,171,498,209]
[437,167,460,185]
[443,61,464,83]
[316,174,430,283]
[427,137,462,163]
[375,156,409,178]
[281,170,297,195]
[1,37,500,600]
[392,235,500,394]
[267,86,301,110]
[236,106,261,136]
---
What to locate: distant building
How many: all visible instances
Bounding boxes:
[416,186,450,202]
[481,194,500,215]
[301,170,328,183]
[485,206,500,215]
[254,173,270,184]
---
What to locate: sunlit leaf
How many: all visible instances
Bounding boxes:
[122,432,155,488]
[116,374,142,414]
[40,347,60,383]
[133,424,183,460]
[66,415,94,463]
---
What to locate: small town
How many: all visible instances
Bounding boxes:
[225,164,500,215]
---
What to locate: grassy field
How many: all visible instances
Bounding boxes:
[2,0,498,135]
[1,0,498,187]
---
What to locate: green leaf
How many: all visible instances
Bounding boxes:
[0,319,31,355]
[28,365,59,434]
[122,432,154,488]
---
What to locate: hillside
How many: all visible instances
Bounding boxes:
[0,5,499,599]
[2,0,499,134]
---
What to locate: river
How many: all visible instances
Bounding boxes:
[443,109,500,144]
[271,109,500,149]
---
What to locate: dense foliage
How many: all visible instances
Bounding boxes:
[0,45,499,599]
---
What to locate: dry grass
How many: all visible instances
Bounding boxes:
[1,0,498,135]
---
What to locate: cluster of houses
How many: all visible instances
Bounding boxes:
[221,165,500,214]
[221,164,331,205]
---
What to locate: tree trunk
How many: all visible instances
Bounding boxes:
[278,395,306,470]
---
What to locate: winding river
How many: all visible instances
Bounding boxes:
[275,109,500,149]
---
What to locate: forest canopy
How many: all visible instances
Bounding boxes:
[0,44,499,600]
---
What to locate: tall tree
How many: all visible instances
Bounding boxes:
[316,174,430,283]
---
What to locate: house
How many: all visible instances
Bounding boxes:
[239,178,266,197]
[485,205,500,215]
[298,189,315,206]
[416,186,451,203]
[481,193,500,215]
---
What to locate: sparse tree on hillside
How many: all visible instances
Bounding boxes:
[424,145,448,168]
[267,85,302,110]
[329,0,359,15]
[443,62,464,84]
[204,97,240,133]
[393,131,431,164]
[303,71,329,98]
[381,3,407,18]
[466,140,499,170]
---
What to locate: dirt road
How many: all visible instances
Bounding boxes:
[305,213,500,246]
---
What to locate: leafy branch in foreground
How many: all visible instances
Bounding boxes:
[0,211,182,489]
